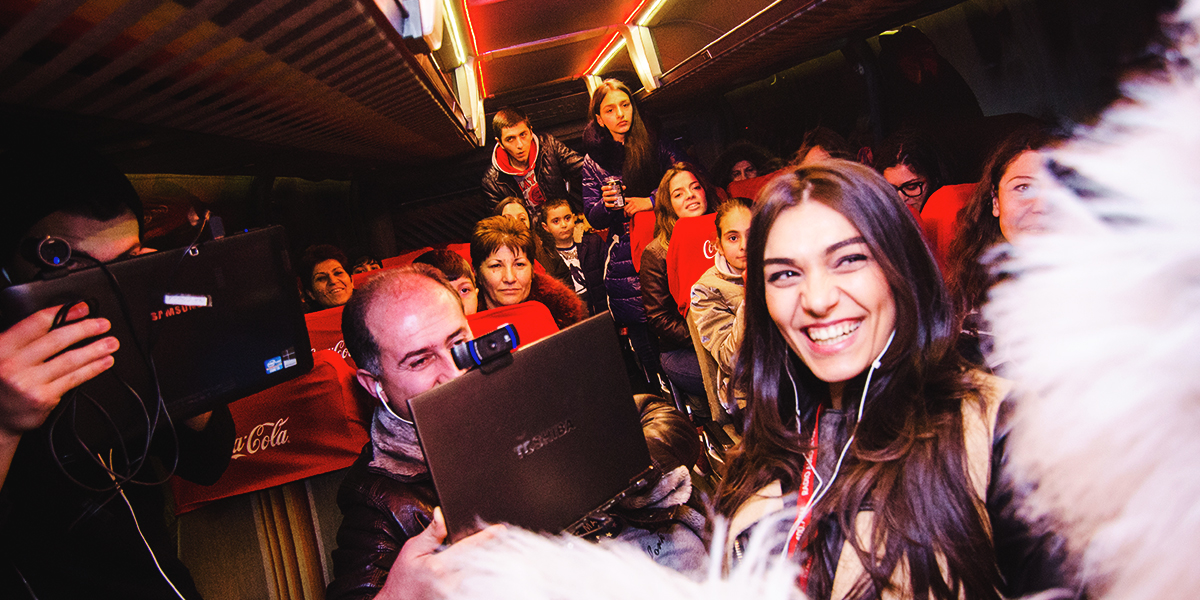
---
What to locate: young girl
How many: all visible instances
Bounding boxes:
[639,162,719,397]
[689,197,753,414]
[580,78,687,377]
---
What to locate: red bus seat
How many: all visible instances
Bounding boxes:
[665,213,718,316]
[920,183,976,275]
[726,168,785,201]
[305,305,352,367]
[443,242,470,263]
[381,247,433,269]
[630,210,655,273]
[171,350,372,514]
[467,301,559,346]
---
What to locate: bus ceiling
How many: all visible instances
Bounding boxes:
[0,0,960,178]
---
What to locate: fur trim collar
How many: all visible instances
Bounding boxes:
[582,122,624,172]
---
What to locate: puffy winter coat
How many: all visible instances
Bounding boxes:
[581,123,686,325]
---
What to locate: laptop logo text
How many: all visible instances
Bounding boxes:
[514,419,575,459]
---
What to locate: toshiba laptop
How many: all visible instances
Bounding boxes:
[408,312,654,542]
[0,226,312,462]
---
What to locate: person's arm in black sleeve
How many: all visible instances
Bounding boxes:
[639,243,690,348]
[547,134,584,186]
[171,404,235,485]
[480,169,508,208]
[987,398,1077,597]
[582,157,616,231]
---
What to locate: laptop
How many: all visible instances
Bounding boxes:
[0,226,312,462]
[408,312,654,542]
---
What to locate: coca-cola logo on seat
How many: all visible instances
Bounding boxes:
[310,340,351,360]
[703,240,717,259]
[231,418,290,459]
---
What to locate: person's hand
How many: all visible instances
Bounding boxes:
[377,507,506,600]
[624,196,653,218]
[184,411,212,431]
[601,182,624,211]
[0,304,118,438]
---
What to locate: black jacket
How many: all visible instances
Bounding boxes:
[327,441,437,600]
[481,133,584,210]
[639,238,690,351]
[0,405,235,600]
[987,400,1076,596]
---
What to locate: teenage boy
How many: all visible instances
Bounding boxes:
[481,108,584,213]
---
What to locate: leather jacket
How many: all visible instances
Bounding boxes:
[481,132,584,210]
[639,238,690,351]
[326,449,437,600]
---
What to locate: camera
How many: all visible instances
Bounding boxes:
[452,324,520,370]
[21,236,72,269]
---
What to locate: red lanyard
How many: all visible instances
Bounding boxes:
[787,405,821,586]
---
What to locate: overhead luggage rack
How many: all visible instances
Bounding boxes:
[641,0,962,110]
[0,0,477,176]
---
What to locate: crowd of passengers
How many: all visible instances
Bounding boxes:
[282,74,1068,599]
[1,65,1068,600]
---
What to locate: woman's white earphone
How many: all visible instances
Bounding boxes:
[784,329,896,555]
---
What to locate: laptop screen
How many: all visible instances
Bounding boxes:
[0,226,312,460]
[408,312,653,542]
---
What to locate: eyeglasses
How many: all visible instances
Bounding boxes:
[894,179,927,199]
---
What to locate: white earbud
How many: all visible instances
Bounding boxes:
[784,328,896,556]
[374,381,413,424]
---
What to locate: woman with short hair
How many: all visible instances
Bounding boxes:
[470,215,586,329]
[300,244,354,310]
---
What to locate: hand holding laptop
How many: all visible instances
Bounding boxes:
[0,303,118,488]
[378,507,507,600]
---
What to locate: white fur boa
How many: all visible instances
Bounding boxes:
[438,519,803,600]
[985,2,1200,599]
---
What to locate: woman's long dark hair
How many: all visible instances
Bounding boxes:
[946,126,1054,319]
[651,162,719,247]
[587,79,658,194]
[718,160,998,600]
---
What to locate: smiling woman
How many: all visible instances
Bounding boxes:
[470,216,586,329]
[641,163,720,396]
[947,125,1057,327]
[718,160,1014,600]
[300,244,354,311]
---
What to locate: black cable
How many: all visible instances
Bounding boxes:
[43,212,213,492]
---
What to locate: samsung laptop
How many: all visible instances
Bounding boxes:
[408,312,654,542]
[0,226,312,462]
